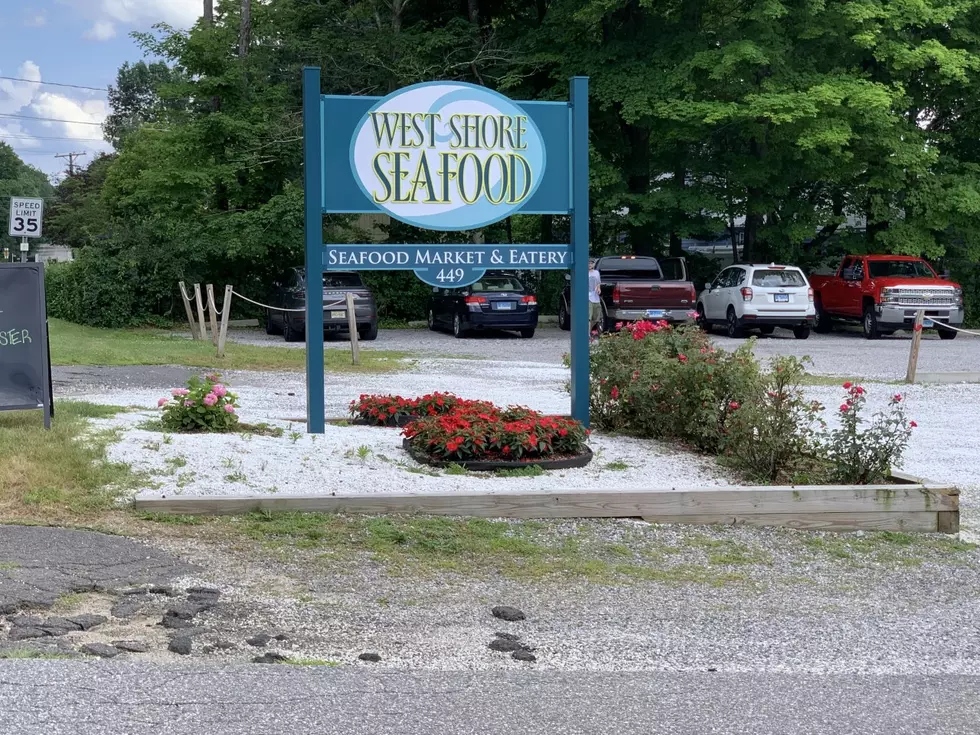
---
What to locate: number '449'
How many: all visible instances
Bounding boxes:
[436,268,464,283]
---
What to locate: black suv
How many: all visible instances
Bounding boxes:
[267,268,379,342]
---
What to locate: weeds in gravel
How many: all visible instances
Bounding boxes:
[0,650,74,660]
[0,402,140,521]
[285,657,343,667]
[0,561,19,570]
[495,465,545,478]
[444,463,469,476]
[604,461,630,471]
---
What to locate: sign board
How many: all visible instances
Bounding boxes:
[0,263,53,428]
[8,197,44,238]
[303,69,591,433]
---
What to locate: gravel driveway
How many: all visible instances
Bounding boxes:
[221,325,979,380]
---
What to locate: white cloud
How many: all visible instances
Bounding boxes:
[25,13,47,27]
[0,61,41,115]
[31,92,109,145]
[85,20,117,41]
[0,122,41,149]
[61,0,202,39]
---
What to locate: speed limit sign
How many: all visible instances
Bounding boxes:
[8,197,44,238]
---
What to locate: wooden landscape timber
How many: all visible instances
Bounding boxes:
[134,472,959,533]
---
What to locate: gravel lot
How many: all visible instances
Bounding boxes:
[222,325,980,380]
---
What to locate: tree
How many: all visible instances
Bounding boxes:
[102,61,187,148]
[0,143,53,254]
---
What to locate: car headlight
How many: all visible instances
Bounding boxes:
[954,287,963,306]
[881,288,898,303]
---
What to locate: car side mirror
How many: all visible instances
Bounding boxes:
[940,273,950,280]
[705,282,713,291]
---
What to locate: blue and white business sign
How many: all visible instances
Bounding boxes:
[350,83,545,232]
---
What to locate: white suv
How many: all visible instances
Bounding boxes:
[696,264,816,339]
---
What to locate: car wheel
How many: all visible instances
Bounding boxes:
[359,322,379,341]
[793,326,810,340]
[283,314,303,342]
[696,305,711,333]
[427,309,437,332]
[601,304,617,334]
[759,325,776,336]
[520,328,535,339]
[726,307,744,338]
[452,313,467,339]
[265,310,282,336]
[862,305,880,340]
[558,299,570,331]
[814,299,832,333]
[939,327,958,341]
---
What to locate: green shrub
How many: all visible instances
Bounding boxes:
[584,321,761,452]
[158,373,239,433]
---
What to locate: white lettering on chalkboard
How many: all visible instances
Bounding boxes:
[0,329,33,347]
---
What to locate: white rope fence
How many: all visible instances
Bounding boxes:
[932,321,980,337]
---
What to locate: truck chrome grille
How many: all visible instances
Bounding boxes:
[885,288,956,306]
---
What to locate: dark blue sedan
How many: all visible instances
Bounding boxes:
[427,273,538,339]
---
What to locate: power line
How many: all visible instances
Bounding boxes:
[0,133,106,142]
[55,151,86,176]
[0,75,108,92]
[0,112,103,126]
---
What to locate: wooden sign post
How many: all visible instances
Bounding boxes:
[905,310,925,384]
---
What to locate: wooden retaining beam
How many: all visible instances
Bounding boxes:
[133,478,959,533]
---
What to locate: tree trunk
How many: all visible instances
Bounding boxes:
[239,0,252,59]
[467,0,479,25]
[204,0,213,25]
[729,215,739,263]
[623,123,652,255]
[668,163,686,256]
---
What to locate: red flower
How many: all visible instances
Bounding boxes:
[502,445,511,454]
[610,386,620,400]
[678,354,688,363]
[843,381,853,389]
[894,393,902,402]
[729,401,740,410]
[840,403,849,412]
[559,428,568,437]
[910,421,918,428]
[854,386,865,395]
[387,406,398,414]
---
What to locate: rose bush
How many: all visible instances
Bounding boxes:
[159,373,239,432]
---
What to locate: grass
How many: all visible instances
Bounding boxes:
[495,464,546,478]
[48,319,410,373]
[603,460,630,471]
[285,657,343,667]
[0,401,140,521]
[0,649,74,660]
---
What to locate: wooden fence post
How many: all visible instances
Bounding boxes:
[178,281,199,339]
[345,292,360,365]
[217,285,233,358]
[905,310,925,384]
[206,284,220,346]
[193,283,209,341]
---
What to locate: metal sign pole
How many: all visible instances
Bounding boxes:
[303,66,326,434]
[569,76,591,428]
[20,237,28,263]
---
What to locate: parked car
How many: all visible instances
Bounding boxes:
[810,255,964,340]
[266,268,378,342]
[556,255,695,331]
[427,273,538,339]
[696,264,815,339]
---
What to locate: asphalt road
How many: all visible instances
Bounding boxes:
[0,664,976,735]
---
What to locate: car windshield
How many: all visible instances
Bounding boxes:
[322,273,363,288]
[752,269,806,287]
[472,277,524,292]
[867,260,935,279]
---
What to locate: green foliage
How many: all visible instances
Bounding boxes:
[0,143,53,254]
[159,374,240,433]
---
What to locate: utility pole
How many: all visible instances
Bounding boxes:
[54,152,86,177]
[204,0,213,25]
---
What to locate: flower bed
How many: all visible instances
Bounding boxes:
[353,393,591,468]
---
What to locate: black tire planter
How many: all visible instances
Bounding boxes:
[402,439,593,471]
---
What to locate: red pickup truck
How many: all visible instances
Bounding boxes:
[810,255,964,340]
[557,256,696,331]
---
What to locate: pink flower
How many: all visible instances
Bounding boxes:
[610,386,620,400]
[893,393,902,402]
[157,398,168,408]
[223,404,235,414]
[729,401,740,410]
[854,386,865,395]
[678,354,688,363]
[843,382,852,389]
[839,403,849,413]
[172,388,189,397]
[910,420,918,428]
[203,393,218,407]
[184,400,195,407]
[212,384,227,397]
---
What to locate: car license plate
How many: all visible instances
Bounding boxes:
[645,309,665,318]
[495,302,515,311]
[923,319,934,328]
[774,294,790,303]
[330,311,346,319]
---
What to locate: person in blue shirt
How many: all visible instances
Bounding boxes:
[588,259,602,341]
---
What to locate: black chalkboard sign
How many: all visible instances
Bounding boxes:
[0,263,52,428]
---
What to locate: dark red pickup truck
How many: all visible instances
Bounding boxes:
[557,256,696,331]
[810,255,964,340]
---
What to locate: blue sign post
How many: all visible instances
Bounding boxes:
[302,68,590,433]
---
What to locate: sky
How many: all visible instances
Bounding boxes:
[0,0,201,181]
